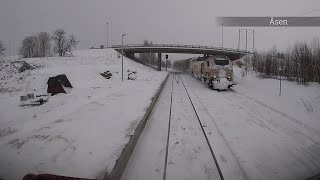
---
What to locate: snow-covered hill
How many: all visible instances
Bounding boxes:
[0,49,167,179]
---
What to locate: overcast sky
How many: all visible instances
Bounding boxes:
[1,0,320,57]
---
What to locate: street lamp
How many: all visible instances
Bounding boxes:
[221,24,224,48]
[106,21,109,48]
[121,33,127,81]
[238,29,255,52]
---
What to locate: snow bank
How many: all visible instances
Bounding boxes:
[0,49,167,179]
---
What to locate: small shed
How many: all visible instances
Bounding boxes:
[47,74,72,95]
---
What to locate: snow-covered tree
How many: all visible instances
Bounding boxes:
[19,35,39,58]
[52,29,79,56]
[250,38,320,84]
[19,32,51,58]
[37,32,51,57]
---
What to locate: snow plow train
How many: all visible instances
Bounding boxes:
[191,56,236,90]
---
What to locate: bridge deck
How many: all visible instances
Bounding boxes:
[112,44,250,61]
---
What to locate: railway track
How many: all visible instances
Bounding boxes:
[123,73,320,180]
[162,73,224,180]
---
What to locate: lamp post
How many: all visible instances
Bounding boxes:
[221,24,224,48]
[106,21,109,48]
[238,29,255,52]
[121,33,127,81]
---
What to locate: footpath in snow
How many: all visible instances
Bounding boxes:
[0,49,167,179]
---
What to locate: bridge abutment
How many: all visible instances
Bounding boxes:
[158,53,162,71]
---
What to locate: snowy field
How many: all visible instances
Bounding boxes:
[0,49,167,179]
[122,68,320,180]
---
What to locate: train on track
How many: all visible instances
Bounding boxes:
[191,56,236,90]
[173,56,236,90]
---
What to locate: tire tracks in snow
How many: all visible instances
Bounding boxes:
[220,91,320,171]
[231,91,320,138]
[224,91,320,146]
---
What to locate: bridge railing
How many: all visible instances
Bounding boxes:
[111,44,250,53]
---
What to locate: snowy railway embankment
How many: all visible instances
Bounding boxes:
[0,49,168,180]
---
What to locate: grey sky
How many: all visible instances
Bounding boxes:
[1,0,320,57]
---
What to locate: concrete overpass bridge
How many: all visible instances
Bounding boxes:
[112,44,250,71]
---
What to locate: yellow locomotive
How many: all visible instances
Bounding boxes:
[191,56,235,90]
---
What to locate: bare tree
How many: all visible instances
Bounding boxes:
[52,29,66,56]
[19,35,39,58]
[65,34,79,54]
[18,32,51,58]
[37,32,51,57]
[52,29,79,56]
[250,37,320,84]
[139,40,157,65]
[0,41,5,56]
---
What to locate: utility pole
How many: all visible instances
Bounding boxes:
[121,33,127,81]
[245,29,248,51]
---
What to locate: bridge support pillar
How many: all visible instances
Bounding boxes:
[158,53,162,71]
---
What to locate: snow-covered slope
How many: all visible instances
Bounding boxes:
[0,49,167,179]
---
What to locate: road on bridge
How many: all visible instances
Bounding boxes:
[121,73,320,180]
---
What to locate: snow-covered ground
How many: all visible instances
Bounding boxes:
[0,49,167,179]
[233,67,320,132]
[122,68,320,180]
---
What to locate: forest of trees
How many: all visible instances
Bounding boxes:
[18,29,78,58]
[250,38,320,84]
